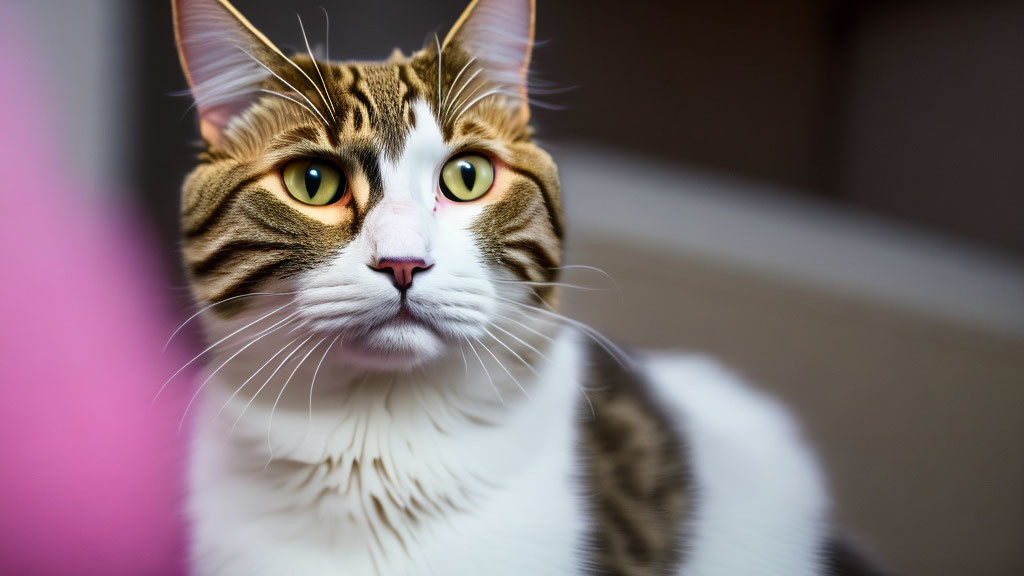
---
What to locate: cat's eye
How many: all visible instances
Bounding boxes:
[282,159,347,206]
[439,154,494,202]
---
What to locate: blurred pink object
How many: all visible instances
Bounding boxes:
[0,4,188,575]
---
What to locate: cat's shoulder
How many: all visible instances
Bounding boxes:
[642,352,816,459]
[640,351,832,576]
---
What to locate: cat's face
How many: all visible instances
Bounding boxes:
[175,0,560,368]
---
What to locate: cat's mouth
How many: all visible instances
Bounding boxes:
[324,300,453,369]
[392,304,418,324]
[294,274,493,370]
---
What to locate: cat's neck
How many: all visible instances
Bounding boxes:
[196,325,581,509]
[190,326,585,564]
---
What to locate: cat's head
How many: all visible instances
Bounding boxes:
[174,0,561,369]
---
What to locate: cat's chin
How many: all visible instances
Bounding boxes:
[329,322,448,371]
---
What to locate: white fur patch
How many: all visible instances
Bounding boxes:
[644,355,830,576]
[189,328,588,576]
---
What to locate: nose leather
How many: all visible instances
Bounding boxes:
[371,258,432,290]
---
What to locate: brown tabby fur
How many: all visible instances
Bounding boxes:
[581,342,691,574]
[181,45,562,310]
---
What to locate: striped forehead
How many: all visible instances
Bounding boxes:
[321,60,425,159]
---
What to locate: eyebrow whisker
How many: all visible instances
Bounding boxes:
[297,14,337,119]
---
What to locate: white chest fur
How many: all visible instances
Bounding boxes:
[188,329,588,576]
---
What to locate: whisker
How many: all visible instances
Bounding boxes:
[445,69,484,125]
[495,295,632,369]
[236,46,330,127]
[320,6,330,61]
[258,89,328,124]
[491,279,606,292]
[524,286,557,311]
[259,24,336,122]
[163,291,294,353]
[459,343,469,376]
[444,57,478,105]
[465,337,504,405]
[153,302,293,406]
[215,335,302,422]
[286,321,308,335]
[549,264,624,300]
[549,264,616,278]
[490,311,556,344]
[453,88,517,125]
[488,321,549,362]
[491,317,596,420]
[297,15,336,118]
[230,335,312,438]
[483,326,539,377]
[443,58,480,116]
[472,335,531,401]
[447,80,489,125]
[306,334,341,439]
[434,34,444,114]
[267,335,327,465]
[491,317,598,416]
[178,312,300,432]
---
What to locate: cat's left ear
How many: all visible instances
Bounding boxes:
[443,0,536,123]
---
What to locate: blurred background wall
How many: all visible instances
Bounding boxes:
[7,1,1023,575]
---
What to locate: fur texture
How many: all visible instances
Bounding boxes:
[171,0,869,574]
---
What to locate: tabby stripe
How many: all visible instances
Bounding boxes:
[189,240,295,277]
[502,238,557,271]
[500,255,532,282]
[506,165,563,238]
[349,68,377,120]
[242,210,303,239]
[495,203,544,238]
[183,173,263,238]
[206,258,292,305]
[274,125,323,146]
[598,496,655,562]
[397,64,418,127]
[354,146,385,208]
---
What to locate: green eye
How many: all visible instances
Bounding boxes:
[439,154,494,202]
[282,159,347,206]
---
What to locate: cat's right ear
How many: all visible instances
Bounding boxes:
[172,0,282,144]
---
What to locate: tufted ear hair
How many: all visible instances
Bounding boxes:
[442,0,536,123]
[172,0,284,143]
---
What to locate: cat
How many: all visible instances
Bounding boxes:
[171,0,884,574]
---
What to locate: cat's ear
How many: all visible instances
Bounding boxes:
[172,0,282,143]
[443,0,536,122]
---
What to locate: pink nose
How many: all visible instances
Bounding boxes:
[371,258,432,290]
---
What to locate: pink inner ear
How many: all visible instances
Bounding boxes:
[449,0,534,95]
[175,0,272,134]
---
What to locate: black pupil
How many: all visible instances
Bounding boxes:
[458,160,476,191]
[305,167,322,196]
